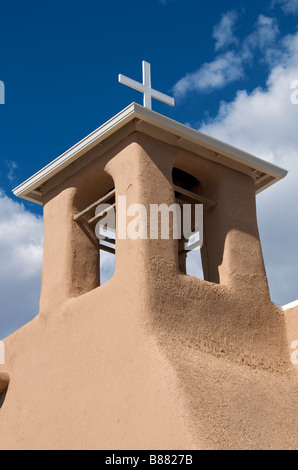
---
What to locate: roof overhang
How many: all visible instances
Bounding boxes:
[13,102,288,205]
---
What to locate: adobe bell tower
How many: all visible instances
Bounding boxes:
[0,62,297,450]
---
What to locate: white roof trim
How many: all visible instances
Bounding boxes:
[13,103,288,205]
[275,300,298,311]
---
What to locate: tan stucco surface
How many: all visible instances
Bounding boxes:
[0,132,297,450]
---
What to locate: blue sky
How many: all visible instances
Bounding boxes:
[1,0,298,338]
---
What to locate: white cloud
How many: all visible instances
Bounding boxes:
[173,51,244,98]
[172,14,280,99]
[213,10,238,51]
[273,0,298,14]
[200,34,298,162]
[0,190,117,338]
[243,15,280,65]
[199,33,298,305]
[0,191,43,339]
[100,251,116,285]
[0,192,43,279]
[4,160,18,183]
[186,249,204,279]
[158,0,180,5]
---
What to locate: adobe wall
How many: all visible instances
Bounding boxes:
[0,132,296,450]
[287,305,298,371]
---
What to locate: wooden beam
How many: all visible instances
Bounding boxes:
[175,196,190,207]
[173,184,216,208]
[255,173,269,185]
[74,189,116,221]
[98,236,115,245]
[99,243,115,255]
[88,203,116,225]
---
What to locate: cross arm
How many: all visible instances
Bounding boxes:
[151,88,175,107]
[118,74,145,93]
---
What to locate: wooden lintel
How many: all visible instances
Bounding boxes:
[173,184,216,208]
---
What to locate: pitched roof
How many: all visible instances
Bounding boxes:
[13,103,288,205]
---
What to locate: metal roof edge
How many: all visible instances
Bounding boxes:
[13,103,288,203]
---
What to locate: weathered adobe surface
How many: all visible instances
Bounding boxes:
[0,133,296,450]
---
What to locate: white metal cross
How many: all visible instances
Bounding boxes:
[118,61,175,110]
